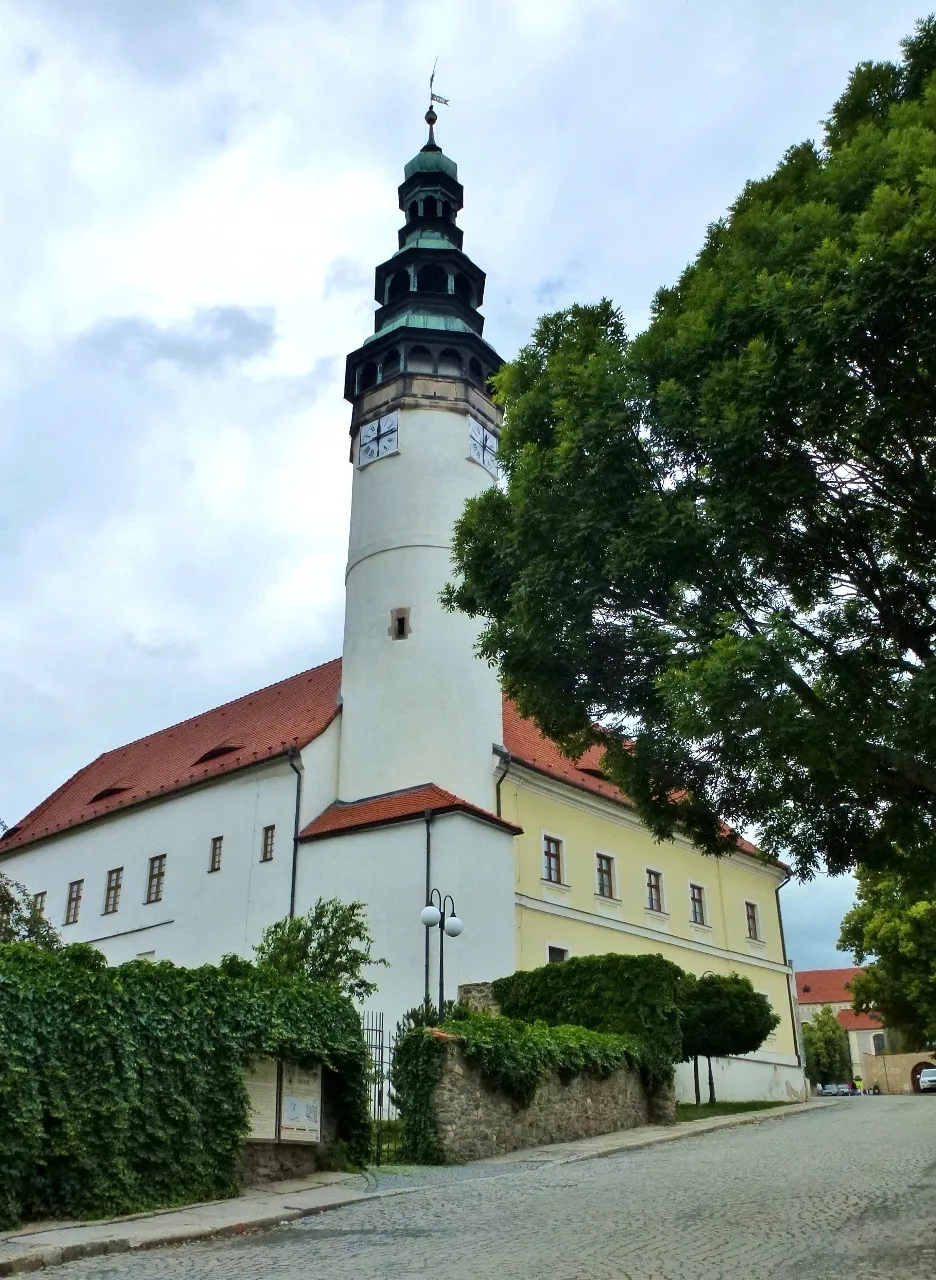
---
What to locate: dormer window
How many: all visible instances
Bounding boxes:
[88,785,131,804]
[359,412,399,467]
[468,417,498,477]
[194,743,242,765]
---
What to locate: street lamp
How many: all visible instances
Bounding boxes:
[421,889,463,1018]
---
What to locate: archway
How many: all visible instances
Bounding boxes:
[911,1060,936,1092]
[417,263,448,294]
[407,345,434,374]
[387,270,410,302]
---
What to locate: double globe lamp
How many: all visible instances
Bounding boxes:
[420,891,463,1018]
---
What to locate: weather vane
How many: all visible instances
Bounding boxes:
[429,58,449,107]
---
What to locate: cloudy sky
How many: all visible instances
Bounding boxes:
[0,0,926,967]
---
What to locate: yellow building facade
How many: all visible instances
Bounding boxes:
[497,755,806,1102]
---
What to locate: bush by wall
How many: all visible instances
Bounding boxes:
[490,953,691,1084]
[391,1011,643,1164]
[0,943,370,1229]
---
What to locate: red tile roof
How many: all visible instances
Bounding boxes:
[796,968,864,1005]
[836,1008,883,1032]
[2,655,772,865]
[0,660,342,854]
[501,696,767,863]
[299,782,522,841]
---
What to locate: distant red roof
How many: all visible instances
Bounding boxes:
[299,782,522,841]
[0,660,342,854]
[836,1008,882,1032]
[796,968,864,1006]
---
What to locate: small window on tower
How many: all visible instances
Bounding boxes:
[389,607,411,640]
[358,412,399,467]
[468,417,498,478]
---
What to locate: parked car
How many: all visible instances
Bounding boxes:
[836,1082,858,1095]
[819,1083,841,1096]
[919,1067,936,1094]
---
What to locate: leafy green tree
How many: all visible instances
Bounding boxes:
[801,1005,853,1086]
[680,973,780,1103]
[254,898,387,1003]
[839,867,936,1046]
[445,19,936,878]
[0,874,60,949]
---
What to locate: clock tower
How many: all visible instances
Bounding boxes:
[338,110,505,809]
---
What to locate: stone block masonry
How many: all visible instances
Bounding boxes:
[432,1041,674,1163]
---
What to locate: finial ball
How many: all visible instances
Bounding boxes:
[425,106,438,126]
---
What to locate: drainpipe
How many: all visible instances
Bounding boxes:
[424,810,433,1005]
[776,873,802,1067]
[288,747,303,919]
[493,746,512,819]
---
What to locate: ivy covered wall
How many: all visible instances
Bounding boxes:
[0,943,370,1229]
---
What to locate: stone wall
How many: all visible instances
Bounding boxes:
[240,1140,323,1186]
[860,1051,936,1094]
[432,1040,673,1163]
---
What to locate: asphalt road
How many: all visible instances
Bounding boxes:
[65,1096,936,1280]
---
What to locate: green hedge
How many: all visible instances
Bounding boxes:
[391,1011,643,1164]
[0,943,370,1229]
[491,953,691,1083]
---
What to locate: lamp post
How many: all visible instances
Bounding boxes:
[420,889,463,1019]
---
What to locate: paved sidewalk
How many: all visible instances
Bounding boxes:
[0,1100,831,1275]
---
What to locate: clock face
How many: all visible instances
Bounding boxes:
[468,416,498,478]
[358,411,399,467]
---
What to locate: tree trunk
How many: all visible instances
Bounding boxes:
[693,1055,701,1105]
[707,1056,716,1105]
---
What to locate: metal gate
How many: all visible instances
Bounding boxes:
[363,1012,403,1165]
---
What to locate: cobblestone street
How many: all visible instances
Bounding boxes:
[66,1097,935,1280]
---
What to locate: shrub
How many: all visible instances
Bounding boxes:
[491,953,690,1083]
[0,943,370,1229]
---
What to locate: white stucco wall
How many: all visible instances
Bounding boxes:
[0,720,340,967]
[675,1053,807,1104]
[295,809,516,1029]
[339,404,504,810]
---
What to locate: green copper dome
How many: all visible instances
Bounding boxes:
[403,147,458,181]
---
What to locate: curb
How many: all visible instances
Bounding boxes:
[0,1102,831,1274]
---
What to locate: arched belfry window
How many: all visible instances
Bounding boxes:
[469,357,484,386]
[407,346,434,374]
[358,361,377,391]
[423,195,438,217]
[442,201,452,221]
[409,201,419,221]
[417,263,448,294]
[381,349,401,380]
[438,349,463,377]
[453,273,472,305]
[388,270,410,302]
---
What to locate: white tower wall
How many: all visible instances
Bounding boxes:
[338,387,503,809]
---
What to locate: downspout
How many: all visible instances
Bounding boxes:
[288,747,303,919]
[776,872,802,1067]
[424,810,433,1005]
[493,746,512,819]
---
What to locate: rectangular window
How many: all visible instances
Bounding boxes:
[260,825,275,863]
[64,879,83,925]
[209,836,223,873]
[543,836,562,884]
[145,855,166,905]
[548,946,569,964]
[596,854,614,899]
[103,867,123,915]
[689,883,706,925]
[746,901,761,940]
[646,869,663,913]
[32,891,47,916]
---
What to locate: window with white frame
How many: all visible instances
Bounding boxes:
[543,836,563,884]
[646,868,664,913]
[745,900,761,940]
[547,945,569,964]
[596,853,614,899]
[689,883,706,925]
